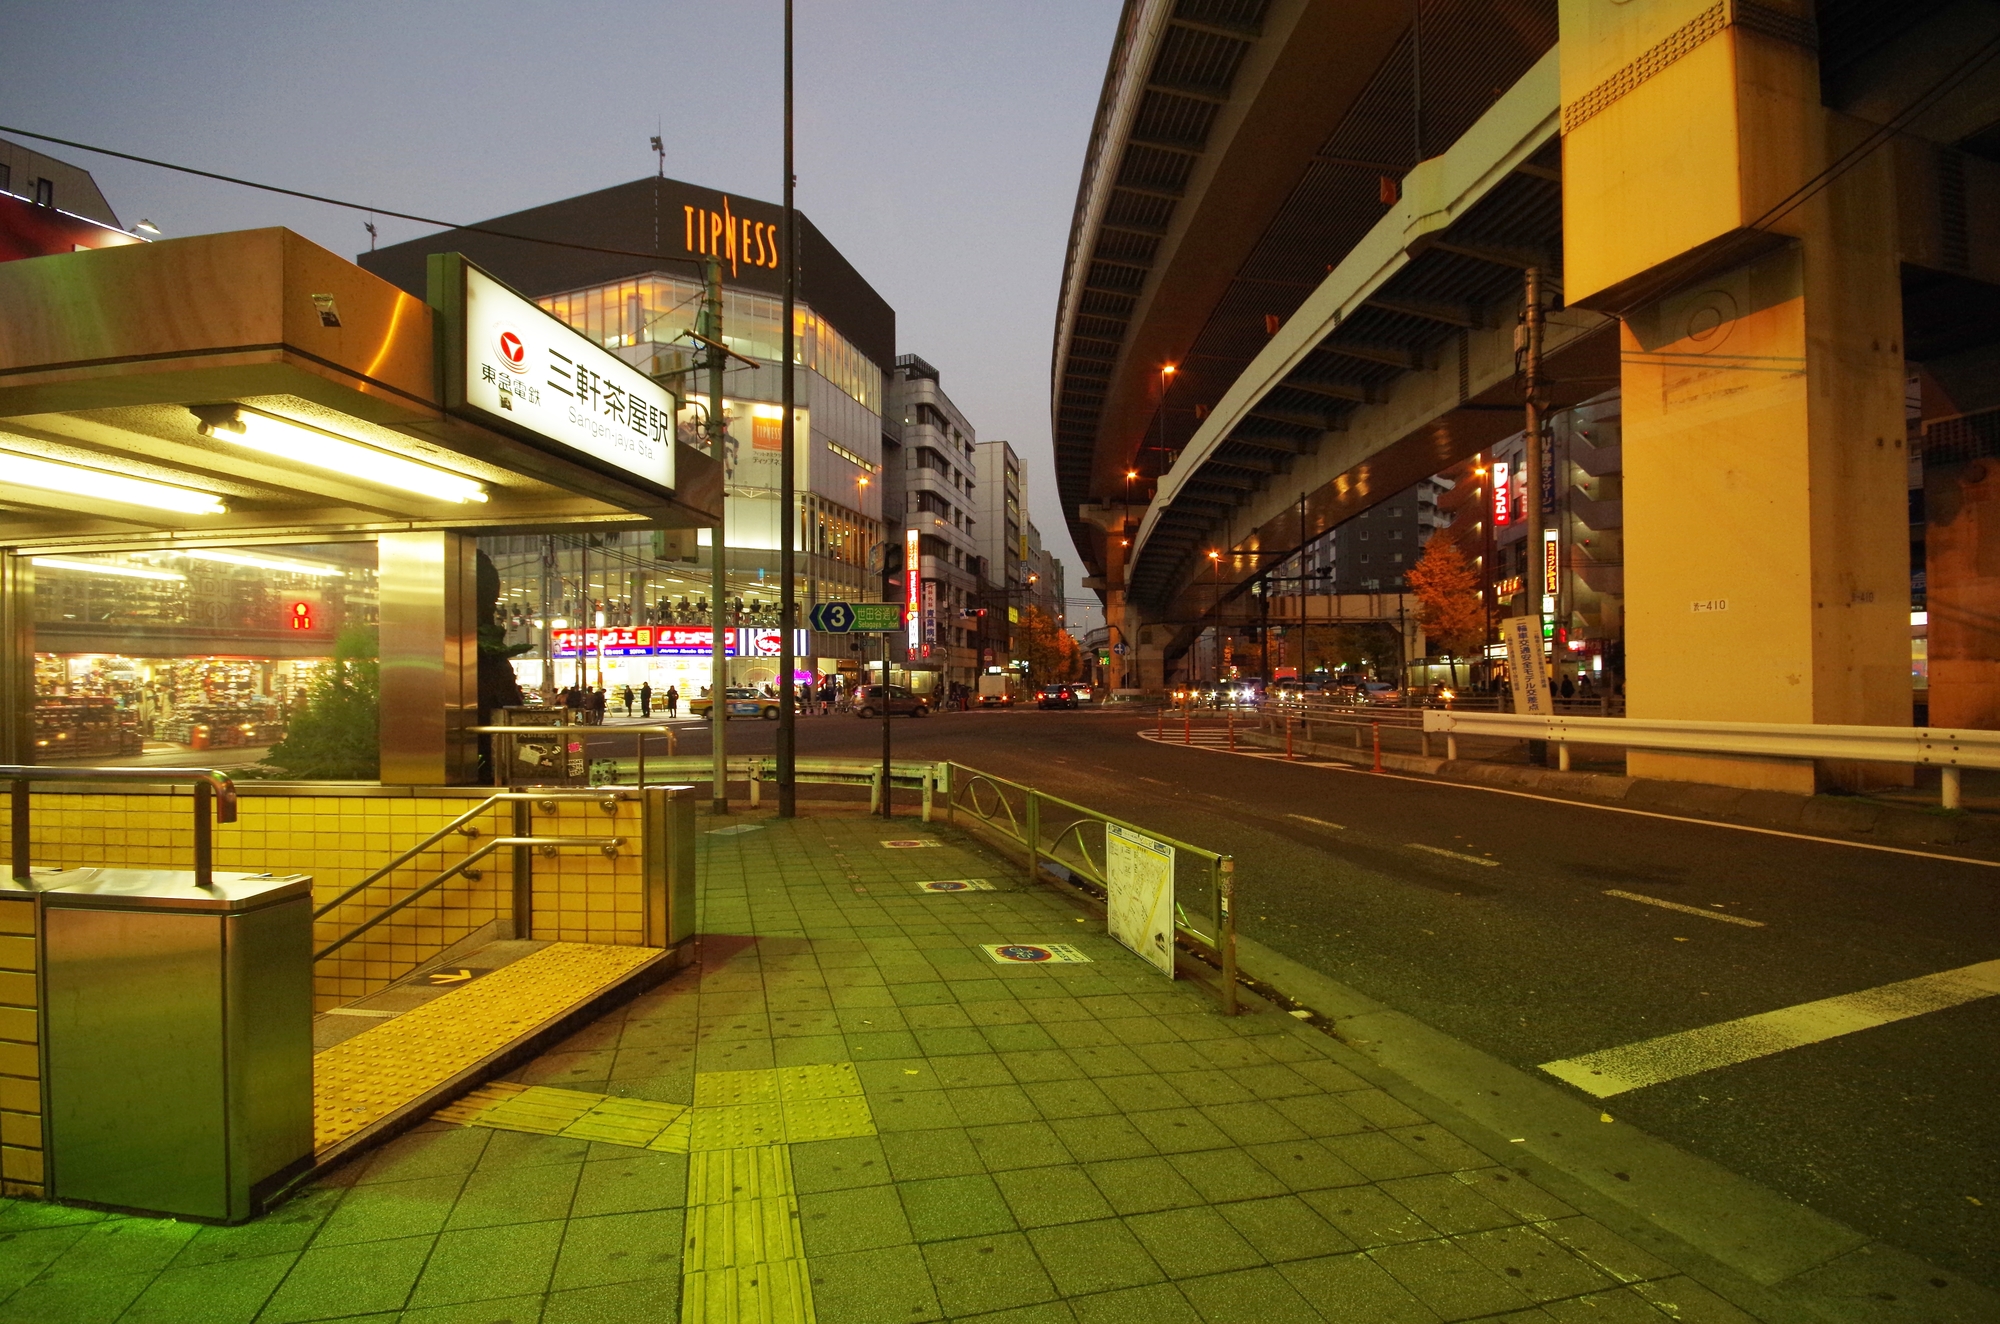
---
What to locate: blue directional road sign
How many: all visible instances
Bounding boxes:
[809,601,904,633]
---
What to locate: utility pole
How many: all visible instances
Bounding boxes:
[777,0,799,817]
[702,256,730,813]
[1521,266,1548,763]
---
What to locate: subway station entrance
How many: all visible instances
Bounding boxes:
[0,228,724,1214]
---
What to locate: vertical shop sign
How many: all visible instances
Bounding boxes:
[1491,461,1510,525]
[905,528,922,652]
[1543,529,1560,598]
[922,581,938,655]
[1539,428,1556,515]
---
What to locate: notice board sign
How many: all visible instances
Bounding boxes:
[1105,824,1176,979]
[1503,614,1552,717]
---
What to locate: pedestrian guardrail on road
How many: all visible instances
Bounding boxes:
[942,763,1239,1013]
[1422,710,1992,808]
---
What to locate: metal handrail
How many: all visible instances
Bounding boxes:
[313,834,624,961]
[5,765,236,887]
[309,789,630,920]
[944,761,1238,1013]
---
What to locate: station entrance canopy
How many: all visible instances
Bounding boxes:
[0,229,722,779]
[0,230,719,544]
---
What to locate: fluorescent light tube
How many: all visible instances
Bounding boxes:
[183,549,344,577]
[201,409,487,504]
[32,557,186,582]
[0,451,226,515]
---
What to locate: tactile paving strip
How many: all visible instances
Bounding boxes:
[680,1258,815,1324]
[313,942,660,1151]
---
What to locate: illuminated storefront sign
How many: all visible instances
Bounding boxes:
[682,196,781,279]
[905,529,922,651]
[1491,461,1510,525]
[922,581,938,657]
[1543,529,1560,596]
[442,256,676,493]
[551,626,805,658]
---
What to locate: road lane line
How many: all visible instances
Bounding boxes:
[1541,959,2000,1097]
[1406,843,1500,867]
[1604,890,1766,927]
[1287,814,1346,831]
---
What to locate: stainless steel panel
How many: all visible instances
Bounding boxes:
[45,906,229,1219]
[379,531,477,786]
[34,869,308,914]
[0,556,32,767]
[643,787,697,948]
[225,897,312,1213]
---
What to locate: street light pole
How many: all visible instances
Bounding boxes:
[776,0,799,817]
[1521,266,1548,763]
[703,257,729,813]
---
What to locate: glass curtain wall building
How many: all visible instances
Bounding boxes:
[361,177,897,703]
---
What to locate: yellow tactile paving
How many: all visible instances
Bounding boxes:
[780,1095,874,1143]
[313,942,659,1151]
[683,1196,806,1271]
[687,1147,794,1205]
[681,1259,816,1324]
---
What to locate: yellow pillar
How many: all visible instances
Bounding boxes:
[1563,0,1911,792]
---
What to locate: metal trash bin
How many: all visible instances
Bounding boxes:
[41,867,313,1222]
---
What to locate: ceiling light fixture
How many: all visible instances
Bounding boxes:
[0,450,226,515]
[192,406,487,504]
[31,557,187,582]
[182,549,344,577]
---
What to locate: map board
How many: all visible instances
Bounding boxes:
[1105,823,1176,979]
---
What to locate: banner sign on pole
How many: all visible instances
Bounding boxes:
[1503,615,1552,717]
[1105,824,1176,979]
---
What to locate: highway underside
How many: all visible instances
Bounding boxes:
[629,705,2000,1292]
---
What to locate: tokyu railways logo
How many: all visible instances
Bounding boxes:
[494,324,529,374]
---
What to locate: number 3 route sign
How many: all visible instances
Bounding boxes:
[808,601,904,633]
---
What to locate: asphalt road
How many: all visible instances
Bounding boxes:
[595,704,2000,1289]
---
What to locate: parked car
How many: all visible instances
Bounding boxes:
[1357,681,1403,705]
[1036,684,1079,710]
[854,685,929,718]
[688,687,780,719]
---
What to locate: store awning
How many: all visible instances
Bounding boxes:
[0,228,721,549]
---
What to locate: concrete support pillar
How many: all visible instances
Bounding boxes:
[1563,0,1911,792]
[378,531,478,786]
[1080,503,1143,692]
[1926,453,2000,727]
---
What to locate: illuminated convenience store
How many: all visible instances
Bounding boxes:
[0,226,723,780]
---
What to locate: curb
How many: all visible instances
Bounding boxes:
[1235,933,1999,1324]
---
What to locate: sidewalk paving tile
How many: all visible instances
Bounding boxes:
[0,810,1758,1322]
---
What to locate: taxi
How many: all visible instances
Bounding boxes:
[688,687,781,719]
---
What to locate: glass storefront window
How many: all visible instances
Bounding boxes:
[29,543,380,776]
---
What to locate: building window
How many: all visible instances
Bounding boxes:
[33,177,53,208]
[1359,553,1371,564]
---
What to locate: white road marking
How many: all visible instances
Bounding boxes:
[1287,814,1346,831]
[1604,889,1766,927]
[1406,843,1500,867]
[1541,958,2000,1097]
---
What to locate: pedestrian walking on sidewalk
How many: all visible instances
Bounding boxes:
[665,685,679,718]
[620,684,634,717]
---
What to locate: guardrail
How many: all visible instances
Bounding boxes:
[1422,710,1992,808]
[6,765,236,886]
[467,724,679,787]
[942,762,1239,1014]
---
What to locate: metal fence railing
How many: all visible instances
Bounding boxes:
[943,762,1239,1013]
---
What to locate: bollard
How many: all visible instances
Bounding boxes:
[1286,714,1294,761]
[1447,734,1458,761]
[1420,731,1431,758]
[1557,742,1572,772]
[1156,706,1163,740]
[1228,708,1235,751]
[1372,721,1383,773]
[1943,765,1962,810]
[1184,707,1192,745]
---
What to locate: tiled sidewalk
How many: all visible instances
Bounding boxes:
[0,811,1758,1324]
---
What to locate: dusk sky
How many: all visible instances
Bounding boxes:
[0,0,1119,628]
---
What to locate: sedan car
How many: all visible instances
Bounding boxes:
[688,687,780,719]
[1036,685,1079,710]
[1357,681,1403,705]
[854,685,929,718]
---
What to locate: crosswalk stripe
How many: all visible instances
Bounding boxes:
[1541,959,2000,1098]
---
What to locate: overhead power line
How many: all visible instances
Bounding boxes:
[0,122,703,269]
